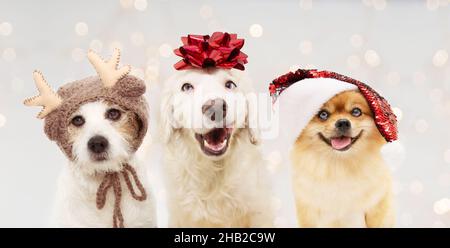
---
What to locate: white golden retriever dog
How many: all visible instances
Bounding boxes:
[160,68,273,227]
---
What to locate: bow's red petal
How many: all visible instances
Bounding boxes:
[173,32,248,71]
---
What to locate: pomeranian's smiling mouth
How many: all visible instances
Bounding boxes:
[318,131,363,151]
[195,128,233,156]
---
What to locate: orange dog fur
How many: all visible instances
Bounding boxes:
[291,90,394,227]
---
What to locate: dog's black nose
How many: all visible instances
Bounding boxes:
[88,135,109,154]
[335,119,351,132]
[202,98,227,122]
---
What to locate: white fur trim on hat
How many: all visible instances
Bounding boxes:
[275,78,357,149]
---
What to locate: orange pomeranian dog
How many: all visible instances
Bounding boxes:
[291,90,395,227]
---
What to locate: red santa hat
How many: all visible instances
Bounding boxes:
[269,69,398,147]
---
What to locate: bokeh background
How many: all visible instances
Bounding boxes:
[1,0,450,227]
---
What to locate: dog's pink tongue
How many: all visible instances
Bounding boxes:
[331,137,352,150]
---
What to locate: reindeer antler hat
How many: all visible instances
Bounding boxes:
[24,48,148,160]
[24,48,149,228]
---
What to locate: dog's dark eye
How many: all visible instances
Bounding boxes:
[106,109,121,121]
[71,116,85,127]
[351,107,362,117]
[318,110,329,121]
[181,83,194,92]
[225,80,237,89]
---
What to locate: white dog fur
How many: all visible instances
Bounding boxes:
[160,68,273,227]
[52,101,156,227]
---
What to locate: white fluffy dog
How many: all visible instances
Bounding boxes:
[160,68,273,227]
[53,101,156,227]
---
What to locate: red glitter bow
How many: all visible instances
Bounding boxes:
[270,69,398,142]
[173,32,248,71]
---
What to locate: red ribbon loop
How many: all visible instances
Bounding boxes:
[174,32,248,71]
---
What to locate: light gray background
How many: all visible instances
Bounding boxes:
[0,0,449,227]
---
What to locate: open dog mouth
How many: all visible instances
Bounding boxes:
[90,152,109,162]
[318,131,363,151]
[195,128,233,156]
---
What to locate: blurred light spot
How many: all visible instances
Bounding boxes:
[130,32,145,46]
[426,0,440,10]
[0,114,6,128]
[134,0,148,11]
[392,107,402,121]
[350,34,364,48]
[0,22,13,36]
[2,48,16,61]
[347,55,361,69]
[130,68,145,78]
[120,0,134,9]
[71,48,85,62]
[159,43,173,58]
[432,49,448,67]
[299,0,313,10]
[386,71,401,85]
[299,40,313,54]
[433,198,450,215]
[444,149,450,163]
[249,24,263,38]
[11,77,24,93]
[409,180,424,195]
[199,5,213,19]
[373,0,387,10]
[75,22,89,36]
[364,50,380,67]
[89,39,103,52]
[429,88,444,103]
[412,71,426,85]
[415,119,428,133]
[109,41,123,51]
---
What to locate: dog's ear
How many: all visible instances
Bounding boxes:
[246,92,261,145]
[44,112,63,141]
[159,91,177,144]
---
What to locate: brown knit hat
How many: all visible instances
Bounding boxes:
[24,49,148,160]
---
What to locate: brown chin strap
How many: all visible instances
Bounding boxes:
[96,163,147,228]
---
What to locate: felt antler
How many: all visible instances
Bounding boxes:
[87,48,131,88]
[24,71,63,119]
